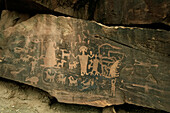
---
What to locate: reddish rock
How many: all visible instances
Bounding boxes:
[0,14,170,112]
[0,0,169,25]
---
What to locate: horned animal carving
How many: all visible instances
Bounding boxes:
[25,76,39,85]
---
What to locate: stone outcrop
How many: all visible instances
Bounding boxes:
[0,14,170,112]
[0,10,31,31]
[0,0,170,25]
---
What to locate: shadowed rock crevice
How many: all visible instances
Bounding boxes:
[0,0,170,30]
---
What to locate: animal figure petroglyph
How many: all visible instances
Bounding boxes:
[25,36,31,48]
[61,49,71,59]
[68,76,78,86]
[57,74,66,84]
[69,61,79,69]
[57,60,67,68]
[10,68,25,77]
[25,76,39,85]
[44,70,55,82]
[21,55,32,62]
[14,47,28,53]
[88,55,100,75]
[82,79,94,86]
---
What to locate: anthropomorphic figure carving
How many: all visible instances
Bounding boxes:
[78,46,89,76]
[89,54,100,75]
[25,76,39,85]
[30,57,38,75]
[44,39,57,67]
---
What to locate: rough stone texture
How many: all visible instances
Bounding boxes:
[0,77,168,113]
[1,0,170,25]
[0,77,101,113]
[0,10,31,31]
[0,14,170,112]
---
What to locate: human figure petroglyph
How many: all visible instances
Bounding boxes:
[25,76,39,85]
[88,54,101,75]
[25,35,32,48]
[68,76,78,86]
[30,57,38,75]
[61,49,71,60]
[43,39,57,67]
[78,46,89,76]
[44,69,55,82]
[69,61,79,69]
[57,60,67,68]
[111,79,117,96]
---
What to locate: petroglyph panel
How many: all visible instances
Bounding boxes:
[0,15,170,112]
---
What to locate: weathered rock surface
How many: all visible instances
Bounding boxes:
[0,10,31,31]
[0,14,170,112]
[0,77,101,113]
[1,0,170,25]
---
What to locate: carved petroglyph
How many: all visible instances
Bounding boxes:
[30,57,38,75]
[134,60,158,68]
[25,35,31,48]
[57,60,67,68]
[14,47,28,53]
[61,49,71,60]
[145,74,158,84]
[43,39,57,67]
[109,60,121,78]
[10,33,126,97]
[10,68,25,77]
[78,46,89,75]
[32,39,41,44]
[68,76,78,86]
[44,69,55,82]
[25,76,39,85]
[78,35,82,43]
[21,55,32,62]
[97,43,124,96]
[69,61,79,69]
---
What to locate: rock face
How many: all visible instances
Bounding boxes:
[0,10,30,31]
[0,14,170,112]
[1,0,170,25]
